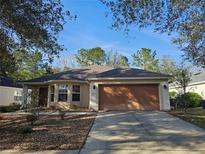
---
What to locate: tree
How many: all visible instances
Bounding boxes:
[0,51,17,76]
[175,64,192,112]
[12,50,48,80]
[105,51,129,68]
[0,0,74,76]
[175,65,192,95]
[158,56,178,75]
[56,54,78,70]
[101,0,205,67]
[75,47,106,66]
[132,48,158,71]
[49,67,62,74]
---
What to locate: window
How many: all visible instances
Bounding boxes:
[58,84,68,101]
[14,91,22,101]
[72,85,80,101]
[50,86,54,102]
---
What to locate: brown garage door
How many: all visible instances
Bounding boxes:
[99,84,159,111]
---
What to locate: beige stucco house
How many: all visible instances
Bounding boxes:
[170,70,205,99]
[0,76,22,106]
[21,65,172,111]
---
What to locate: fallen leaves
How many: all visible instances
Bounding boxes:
[0,114,95,150]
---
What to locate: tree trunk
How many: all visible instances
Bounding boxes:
[182,84,187,113]
[183,85,186,94]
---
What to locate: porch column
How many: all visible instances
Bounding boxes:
[22,85,28,109]
[47,85,51,107]
[54,84,59,102]
[67,84,72,103]
[89,82,99,111]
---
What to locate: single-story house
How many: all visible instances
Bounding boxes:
[21,65,172,111]
[0,76,22,106]
[170,70,205,99]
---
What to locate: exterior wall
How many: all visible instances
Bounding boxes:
[89,82,99,110]
[48,82,89,108]
[89,79,171,111]
[170,82,205,99]
[80,84,90,107]
[0,86,22,106]
[159,82,170,110]
[187,83,205,99]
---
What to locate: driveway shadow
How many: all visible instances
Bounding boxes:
[80,111,205,154]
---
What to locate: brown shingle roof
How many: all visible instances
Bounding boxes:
[95,68,172,78]
[0,76,22,88]
[22,65,171,83]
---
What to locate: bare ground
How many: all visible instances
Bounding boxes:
[0,113,95,150]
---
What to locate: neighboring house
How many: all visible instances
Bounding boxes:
[0,76,22,106]
[170,70,205,99]
[21,65,172,111]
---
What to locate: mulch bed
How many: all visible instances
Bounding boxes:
[0,113,96,150]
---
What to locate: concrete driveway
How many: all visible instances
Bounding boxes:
[80,111,205,154]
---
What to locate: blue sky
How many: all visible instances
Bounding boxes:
[54,0,183,67]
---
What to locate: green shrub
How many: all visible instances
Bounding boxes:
[0,103,21,113]
[18,125,33,134]
[10,103,21,110]
[26,114,38,125]
[176,92,202,108]
[169,91,177,99]
[0,106,15,112]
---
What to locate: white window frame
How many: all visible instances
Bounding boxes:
[58,84,68,101]
[72,85,80,102]
[50,85,55,102]
[14,91,22,101]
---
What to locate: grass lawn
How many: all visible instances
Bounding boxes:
[0,113,96,150]
[169,107,205,129]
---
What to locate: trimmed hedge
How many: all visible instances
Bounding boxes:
[175,92,202,108]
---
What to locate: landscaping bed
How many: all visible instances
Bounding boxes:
[169,107,205,129]
[0,113,96,150]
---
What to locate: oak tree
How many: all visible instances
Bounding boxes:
[0,0,74,76]
[101,0,205,67]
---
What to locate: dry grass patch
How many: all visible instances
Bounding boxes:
[0,113,95,150]
[169,107,205,129]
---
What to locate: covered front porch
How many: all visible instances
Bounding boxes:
[22,84,49,108]
[22,81,90,110]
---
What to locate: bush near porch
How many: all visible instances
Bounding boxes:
[0,103,21,113]
[0,113,96,150]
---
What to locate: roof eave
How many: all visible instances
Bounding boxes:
[19,82,48,85]
[20,80,88,85]
[47,80,88,84]
[87,76,172,81]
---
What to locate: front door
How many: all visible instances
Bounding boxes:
[38,87,48,107]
